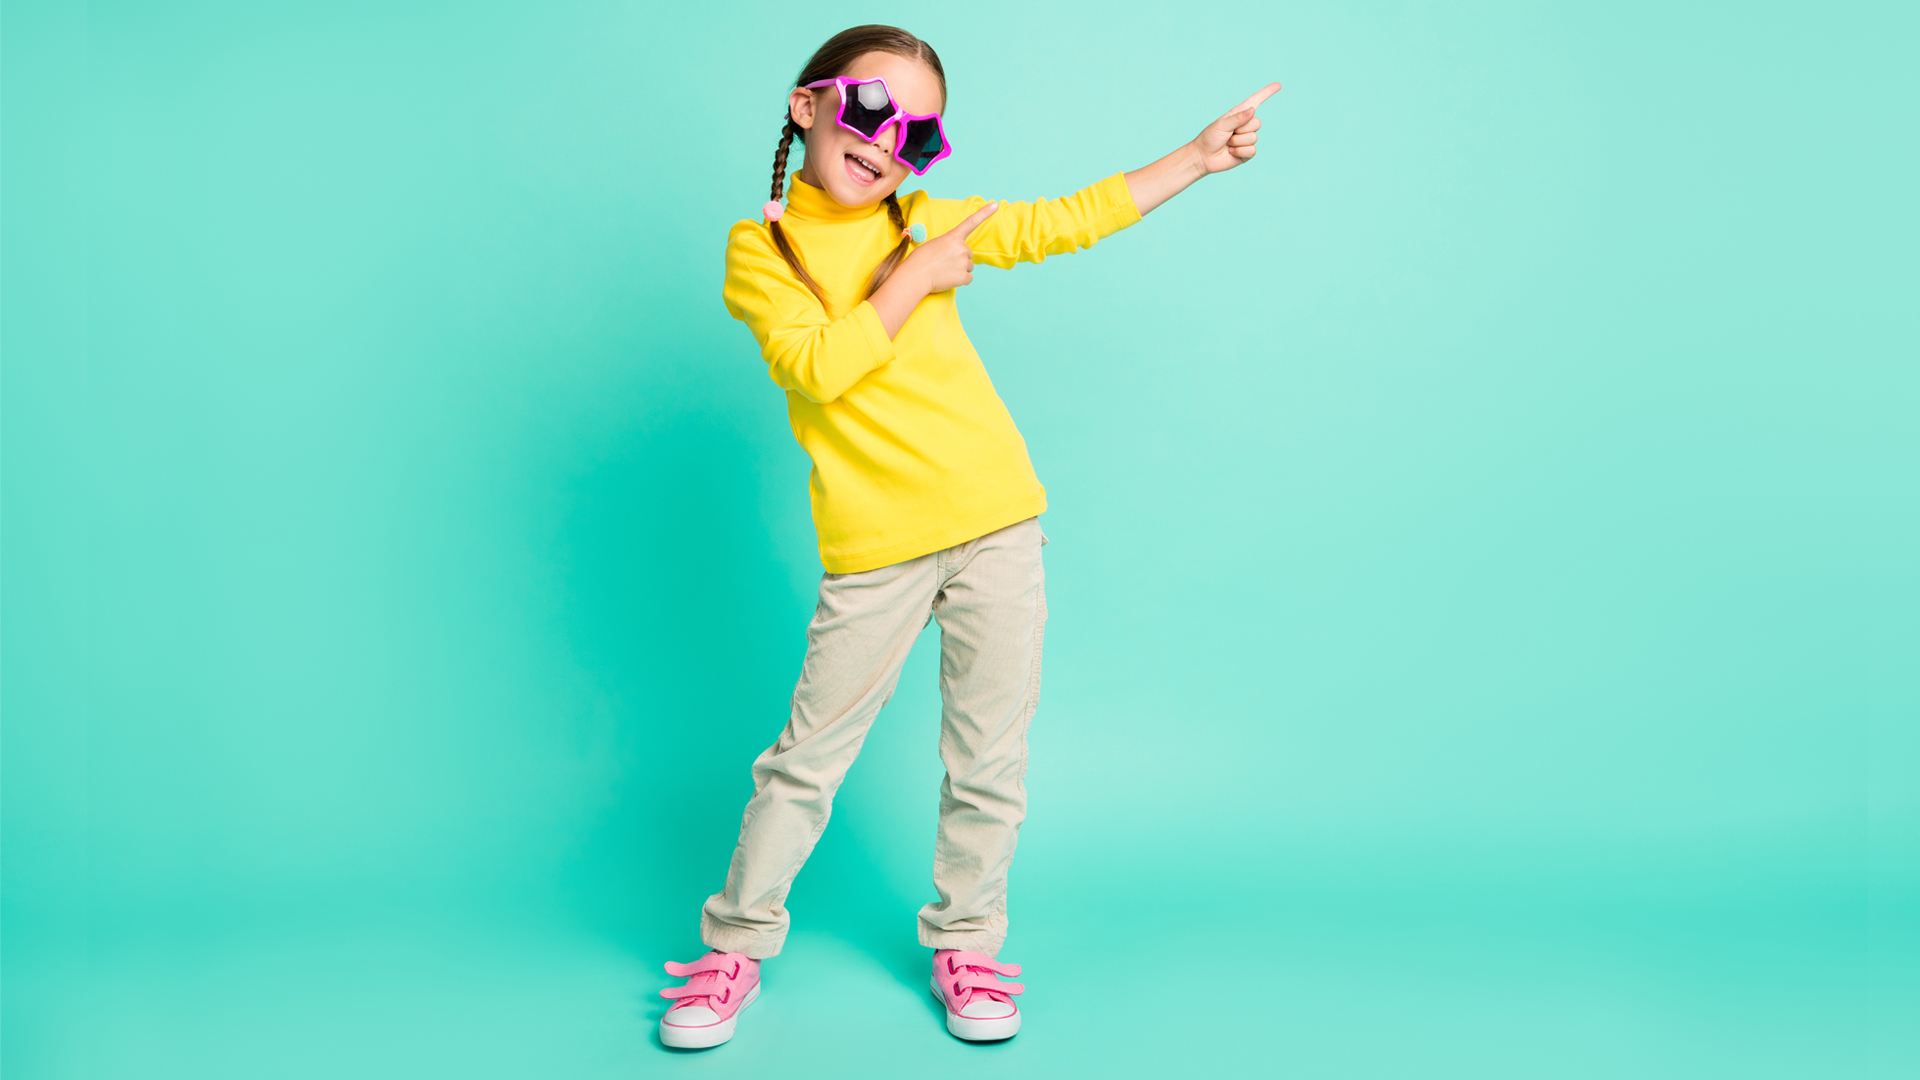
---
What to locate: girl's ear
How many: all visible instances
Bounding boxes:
[788,87,817,132]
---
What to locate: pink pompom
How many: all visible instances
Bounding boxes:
[763,201,784,222]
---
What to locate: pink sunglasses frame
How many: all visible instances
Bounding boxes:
[800,75,953,176]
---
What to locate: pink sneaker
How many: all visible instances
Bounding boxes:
[930,949,1024,1041]
[658,950,760,1049]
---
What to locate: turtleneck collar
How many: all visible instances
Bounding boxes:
[785,175,888,223]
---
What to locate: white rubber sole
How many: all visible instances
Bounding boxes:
[659,982,760,1049]
[931,977,1021,1041]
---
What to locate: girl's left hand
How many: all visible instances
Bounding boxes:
[1191,83,1281,174]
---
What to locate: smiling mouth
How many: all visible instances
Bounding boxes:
[843,151,885,185]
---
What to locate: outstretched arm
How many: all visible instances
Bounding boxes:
[1125,83,1281,216]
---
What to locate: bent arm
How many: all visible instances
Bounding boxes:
[723,226,895,404]
[866,265,926,339]
[757,301,895,403]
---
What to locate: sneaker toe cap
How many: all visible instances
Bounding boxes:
[663,1004,722,1028]
[957,998,1017,1020]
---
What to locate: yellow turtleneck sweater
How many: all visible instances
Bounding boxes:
[722,172,1141,573]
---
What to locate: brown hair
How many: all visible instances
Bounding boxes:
[768,25,947,305]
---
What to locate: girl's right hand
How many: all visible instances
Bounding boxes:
[904,202,999,293]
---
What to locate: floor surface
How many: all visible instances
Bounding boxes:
[8,887,1906,1080]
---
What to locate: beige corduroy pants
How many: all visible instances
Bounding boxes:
[700,517,1047,960]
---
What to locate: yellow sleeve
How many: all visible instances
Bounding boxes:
[917,172,1143,270]
[722,221,897,404]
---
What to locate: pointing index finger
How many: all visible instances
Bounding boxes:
[1235,82,1282,114]
[949,201,1000,239]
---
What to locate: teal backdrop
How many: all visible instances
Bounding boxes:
[5,1,1914,1077]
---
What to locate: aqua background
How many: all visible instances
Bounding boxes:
[5,1,1915,1076]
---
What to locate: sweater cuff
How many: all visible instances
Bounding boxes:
[852,300,897,367]
[1096,171,1144,236]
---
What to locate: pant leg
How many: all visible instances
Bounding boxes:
[917,517,1048,957]
[701,552,939,959]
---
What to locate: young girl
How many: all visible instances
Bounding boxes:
[658,25,1276,1049]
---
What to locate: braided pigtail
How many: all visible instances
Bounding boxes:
[862,192,913,300]
[766,118,826,305]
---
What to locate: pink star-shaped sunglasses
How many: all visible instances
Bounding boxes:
[802,75,952,176]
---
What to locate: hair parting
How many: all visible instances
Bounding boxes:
[764,25,945,306]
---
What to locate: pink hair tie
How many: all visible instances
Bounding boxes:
[763,201,785,222]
